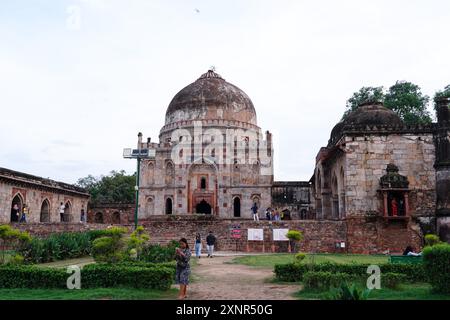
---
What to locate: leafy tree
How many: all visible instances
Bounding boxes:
[344,86,385,117]
[344,81,433,125]
[384,81,432,125]
[434,84,450,110]
[76,170,136,205]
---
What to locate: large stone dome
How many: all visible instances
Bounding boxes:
[164,70,257,126]
[329,102,404,145]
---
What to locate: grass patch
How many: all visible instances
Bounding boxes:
[0,288,178,300]
[296,282,450,300]
[232,254,389,268]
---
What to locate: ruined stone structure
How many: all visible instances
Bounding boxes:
[311,99,450,250]
[138,70,275,218]
[87,203,134,224]
[271,181,313,219]
[0,167,89,223]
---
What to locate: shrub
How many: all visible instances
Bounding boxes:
[274,262,425,282]
[329,283,371,300]
[424,234,441,247]
[423,243,450,293]
[20,232,92,263]
[303,271,353,290]
[295,253,306,263]
[92,236,124,263]
[0,225,31,264]
[126,226,150,259]
[382,273,407,289]
[139,241,179,263]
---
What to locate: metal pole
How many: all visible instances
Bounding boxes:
[134,157,140,230]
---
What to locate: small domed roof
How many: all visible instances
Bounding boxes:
[329,102,404,145]
[165,70,257,126]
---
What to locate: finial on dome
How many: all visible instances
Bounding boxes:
[198,68,224,80]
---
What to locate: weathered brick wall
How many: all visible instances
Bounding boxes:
[11,217,423,254]
[346,217,423,254]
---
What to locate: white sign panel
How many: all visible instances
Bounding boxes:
[273,229,289,241]
[247,228,264,241]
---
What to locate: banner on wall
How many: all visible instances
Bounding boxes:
[247,228,264,241]
[273,228,289,241]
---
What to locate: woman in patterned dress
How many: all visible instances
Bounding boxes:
[175,238,191,299]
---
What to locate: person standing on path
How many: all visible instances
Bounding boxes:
[194,233,202,259]
[175,238,192,300]
[206,231,216,258]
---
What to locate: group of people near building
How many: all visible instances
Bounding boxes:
[11,202,87,223]
[264,207,284,221]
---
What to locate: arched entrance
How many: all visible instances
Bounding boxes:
[63,202,72,222]
[165,198,173,215]
[233,197,241,217]
[40,199,50,222]
[112,212,121,224]
[196,200,212,214]
[95,212,104,223]
[10,194,23,222]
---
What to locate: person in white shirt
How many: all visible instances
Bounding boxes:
[59,203,65,222]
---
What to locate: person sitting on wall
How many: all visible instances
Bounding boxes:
[403,245,422,256]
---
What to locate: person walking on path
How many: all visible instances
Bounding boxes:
[206,231,216,258]
[175,238,192,300]
[194,233,202,259]
[251,203,259,221]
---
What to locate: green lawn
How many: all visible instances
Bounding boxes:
[296,282,450,300]
[232,253,389,268]
[0,288,179,300]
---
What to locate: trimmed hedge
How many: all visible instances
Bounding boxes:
[81,264,174,290]
[423,243,450,293]
[303,271,354,290]
[382,273,407,289]
[274,262,425,282]
[0,263,174,290]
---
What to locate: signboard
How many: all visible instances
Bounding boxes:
[231,229,242,239]
[123,148,156,159]
[273,228,289,241]
[247,228,264,241]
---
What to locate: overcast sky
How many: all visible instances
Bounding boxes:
[0,0,449,184]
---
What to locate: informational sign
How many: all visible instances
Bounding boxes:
[247,228,264,241]
[273,228,289,241]
[231,229,242,239]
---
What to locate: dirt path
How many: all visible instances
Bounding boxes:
[186,256,301,300]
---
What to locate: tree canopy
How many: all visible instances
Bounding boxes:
[76,170,136,205]
[434,84,450,109]
[344,81,434,125]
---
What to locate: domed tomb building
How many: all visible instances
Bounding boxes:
[310,101,450,252]
[138,70,274,218]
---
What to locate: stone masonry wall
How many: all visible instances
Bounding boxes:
[10,217,423,254]
[344,133,436,217]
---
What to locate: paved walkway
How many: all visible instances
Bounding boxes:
[185,255,300,300]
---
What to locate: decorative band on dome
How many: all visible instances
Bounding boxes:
[198,69,224,80]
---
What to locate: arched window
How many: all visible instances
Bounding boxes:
[165,161,175,186]
[200,177,206,189]
[165,198,173,215]
[63,201,72,222]
[233,197,241,217]
[112,212,121,224]
[95,212,104,223]
[40,199,50,223]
